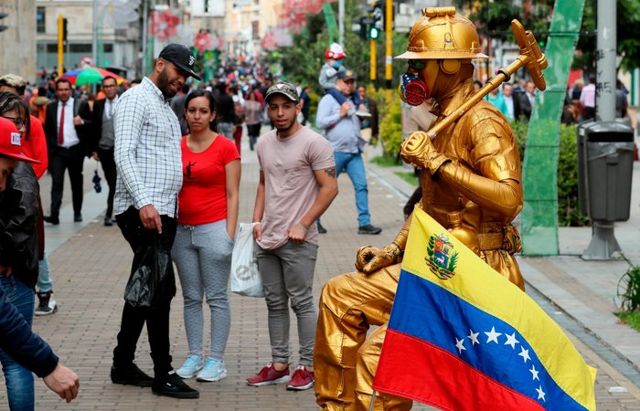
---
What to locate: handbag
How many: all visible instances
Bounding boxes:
[230,223,264,297]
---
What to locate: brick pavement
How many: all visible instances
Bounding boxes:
[1,139,640,410]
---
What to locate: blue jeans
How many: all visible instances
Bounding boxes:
[334,151,371,227]
[0,276,35,411]
[37,256,53,293]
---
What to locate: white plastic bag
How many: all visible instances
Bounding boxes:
[230,223,264,297]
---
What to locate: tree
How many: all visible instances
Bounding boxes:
[268,0,407,91]
[454,0,640,74]
[574,0,640,73]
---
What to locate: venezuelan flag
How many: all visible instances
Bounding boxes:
[373,207,596,410]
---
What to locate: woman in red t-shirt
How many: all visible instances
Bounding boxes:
[172,90,240,383]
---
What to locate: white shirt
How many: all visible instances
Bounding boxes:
[104,95,118,120]
[503,95,515,120]
[57,97,80,148]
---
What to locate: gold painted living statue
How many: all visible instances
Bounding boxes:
[314,7,547,411]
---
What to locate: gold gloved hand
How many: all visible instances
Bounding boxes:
[400,131,450,175]
[355,243,403,274]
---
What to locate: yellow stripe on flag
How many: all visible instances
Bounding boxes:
[401,207,596,410]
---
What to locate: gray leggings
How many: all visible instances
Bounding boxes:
[172,220,233,359]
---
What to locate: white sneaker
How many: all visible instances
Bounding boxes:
[196,357,227,382]
[176,355,203,379]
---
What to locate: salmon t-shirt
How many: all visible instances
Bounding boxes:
[177,135,240,225]
[256,126,335,250]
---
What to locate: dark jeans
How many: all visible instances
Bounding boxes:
[247,123,261,150]
[97,148,117,218]
[49,145,85,218]
[113,206,177,378]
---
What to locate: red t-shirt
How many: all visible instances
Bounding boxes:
[178,135,240,225]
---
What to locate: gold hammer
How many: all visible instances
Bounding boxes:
[400,19,548,160]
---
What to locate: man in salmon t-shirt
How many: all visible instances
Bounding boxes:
[247,81,338,392]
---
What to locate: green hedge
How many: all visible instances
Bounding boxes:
[510,121,589,227]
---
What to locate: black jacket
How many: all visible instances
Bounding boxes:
[44,98,93,156]
[0,162,39,288]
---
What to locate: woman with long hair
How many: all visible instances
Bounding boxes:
[172,90,241,382]
[244,88,263,151]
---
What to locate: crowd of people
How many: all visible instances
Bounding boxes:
[0,38,385,408]
[0,24,629,407]
[479,74,630,125]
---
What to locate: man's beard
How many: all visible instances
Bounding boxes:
[157,69,177,100]
[274,117,296,134]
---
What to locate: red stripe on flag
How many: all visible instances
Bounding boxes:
[373,329,544,411]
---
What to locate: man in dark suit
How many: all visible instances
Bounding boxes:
[91,76,119,226]
[43,78,92,225]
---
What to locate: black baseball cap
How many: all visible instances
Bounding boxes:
[265,82,300,103]
[158,43,201,80]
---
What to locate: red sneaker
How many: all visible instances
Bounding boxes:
[246,363,290,386]
[286,365,314,391]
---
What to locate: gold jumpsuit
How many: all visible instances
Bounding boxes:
[314,79,524,410]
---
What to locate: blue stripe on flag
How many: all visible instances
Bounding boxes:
[388,270,587,411]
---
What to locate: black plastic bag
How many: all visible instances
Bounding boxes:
[124,235,176,308]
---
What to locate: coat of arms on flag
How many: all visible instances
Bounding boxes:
[373,207,597,411]
[427,234,458,279]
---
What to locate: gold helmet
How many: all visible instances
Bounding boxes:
[396,7,487,60]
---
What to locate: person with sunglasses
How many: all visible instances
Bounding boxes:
[0,75,58,317]
[0,116,80,409]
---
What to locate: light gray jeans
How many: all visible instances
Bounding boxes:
[255,240,318,366]
[172,220,233,360]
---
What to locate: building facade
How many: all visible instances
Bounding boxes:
[36,0,140,78]
[0,0,37,83]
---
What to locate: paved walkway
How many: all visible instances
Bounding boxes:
[2,136,640,410]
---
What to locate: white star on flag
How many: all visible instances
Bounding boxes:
[455,337,466,354]
[529,364,540,381]
[504,332,519,349]
[468,330,480,345]
[536,386,546,401]
[518,346,531,363]
[484,326,501,344]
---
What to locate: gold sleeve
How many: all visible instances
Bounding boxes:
[437,112,523,219]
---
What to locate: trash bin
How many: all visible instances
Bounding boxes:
[577,121,634,221]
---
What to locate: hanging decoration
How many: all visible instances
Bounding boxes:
[150,9,180,41]
[194,31,213,53]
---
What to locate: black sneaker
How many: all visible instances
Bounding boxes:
[152,371,199,399]
[104,216,113,226]
[358,224,382,235]
[43,215,60,225]
[74,213,83,222]
[111,363,154,387]
[317,221,328,234]
[35,292,57,316]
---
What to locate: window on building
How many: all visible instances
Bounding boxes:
[36,7,46,33]
[104,44,113,53]
[70,44,92,53]
[46,43,58,53]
